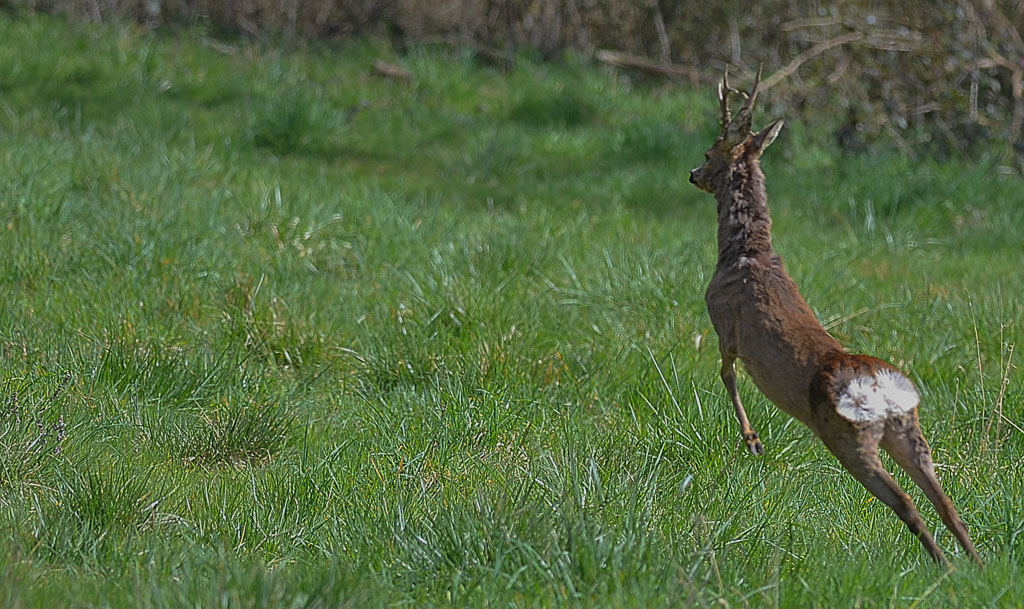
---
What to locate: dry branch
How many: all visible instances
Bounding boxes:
[372,59,413,82]
[761,32,863,90]
[779,16,843,32]
[652,0,671,64]
[594,50,697,81]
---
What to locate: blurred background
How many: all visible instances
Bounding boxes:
[6,0,1024,168]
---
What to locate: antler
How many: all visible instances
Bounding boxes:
[719,65,762,143]
[718,68,746,130]
[744,64,763,117]
[718,68,732,128]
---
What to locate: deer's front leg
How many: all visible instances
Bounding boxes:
[720,355,764,455]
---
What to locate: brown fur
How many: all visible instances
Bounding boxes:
[689,69,982,566]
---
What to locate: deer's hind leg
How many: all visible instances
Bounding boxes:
[720,353,764,455]
[819,419,947,564]
[881,413,982,566]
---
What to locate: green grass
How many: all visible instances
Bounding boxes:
[0,13,1022,609]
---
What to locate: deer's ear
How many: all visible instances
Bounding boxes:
[750,118,784,156]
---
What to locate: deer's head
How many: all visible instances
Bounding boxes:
[689,67,784,194]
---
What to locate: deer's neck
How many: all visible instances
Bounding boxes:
[714,162,775,264]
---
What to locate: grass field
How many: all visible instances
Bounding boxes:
[0,13,1022,608]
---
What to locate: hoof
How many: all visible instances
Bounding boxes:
[743,432,764,455]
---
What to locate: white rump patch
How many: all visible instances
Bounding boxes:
[835,369,919,422]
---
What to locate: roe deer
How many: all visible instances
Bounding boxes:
[688,68,982,566]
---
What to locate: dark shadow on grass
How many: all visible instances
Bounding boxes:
[509,87,598,129]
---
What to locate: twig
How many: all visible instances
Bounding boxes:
[861,32,926,53]
[883,122,918,160]
[372,59,413,82]
[594,50,698,81]
[729,17,741,66]
[969,69,979,121]
[780,16,843,32]
[825,53,851,84]
[202,38,238,55]
[790,33,924,53]
[762,32,863,90]
[652,0,671,64]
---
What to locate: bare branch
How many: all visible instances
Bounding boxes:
[372,60,412,82]
[594,50,697,81]
[779,16,843,32]
[762,32,863,90]
[652,0,671,64]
